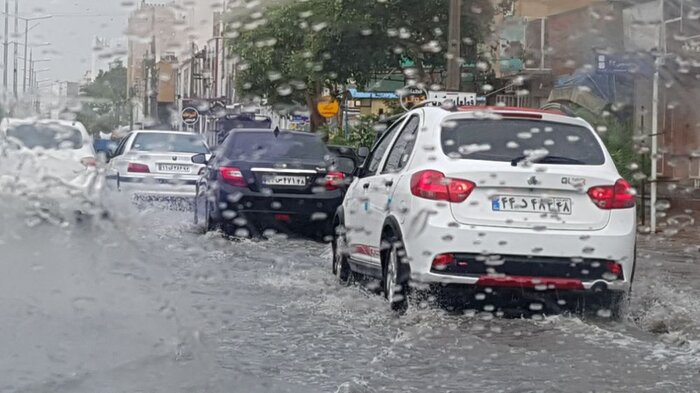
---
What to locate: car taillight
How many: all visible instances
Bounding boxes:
[587,179,636,209]
[607,261,623,279]
[432,253,455,270]
[219,166,246,187]
[325,171,345,190]
[80,157,97,167]
[127,163,150,173]
[410,170,475,203]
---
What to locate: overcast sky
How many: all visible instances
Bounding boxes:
[2,0,223,84]
[1,0,128,82]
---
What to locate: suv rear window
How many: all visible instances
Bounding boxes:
[225,131,329,161]
[7,123,83,149]
[441,119,605,165]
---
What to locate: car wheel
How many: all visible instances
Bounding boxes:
[383,235,409,313]
[193,190,201,226]
[331,225,352,285]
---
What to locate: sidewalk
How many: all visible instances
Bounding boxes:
[638,212,699,253]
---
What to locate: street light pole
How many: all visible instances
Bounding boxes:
[445,0,461,91]
[0,8,52,96]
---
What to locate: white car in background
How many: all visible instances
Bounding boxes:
[332,105,637,317]
[0,118,98,193]
[106,130,210,201]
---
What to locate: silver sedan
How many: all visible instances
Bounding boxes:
[106,130,210,201]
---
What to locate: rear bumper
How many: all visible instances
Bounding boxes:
[217,185,344,220]
[108,175,197,198]
[416,272,629,292]
[401,208,636,293]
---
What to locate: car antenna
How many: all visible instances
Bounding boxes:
[273,126,280,138]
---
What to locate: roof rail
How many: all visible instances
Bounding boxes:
[538,102,577,117]
[403,99,463,112]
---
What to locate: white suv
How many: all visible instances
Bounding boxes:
[332,106,636,316]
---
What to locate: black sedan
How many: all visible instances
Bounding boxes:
[193,129,348,238]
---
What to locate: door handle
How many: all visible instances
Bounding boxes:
[384,180,394,187]
[362,183,370,190]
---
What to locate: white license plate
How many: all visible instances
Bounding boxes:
[157,164,191,173]
[491,195,572,215]
[262,175,307,186]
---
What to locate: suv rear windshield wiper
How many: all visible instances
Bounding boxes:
[511,155,585,166]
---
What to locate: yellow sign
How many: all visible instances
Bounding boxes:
[317,96,340,118]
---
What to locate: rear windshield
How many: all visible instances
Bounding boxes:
[226,132,329,161]
[6,123,83,149]
[131,133,209,154]
[441,119,606,165]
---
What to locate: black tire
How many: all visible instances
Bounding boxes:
[193,192,202,227]
[204,200,218,231]
[331,223,352,285]
[382,232,410,314]
[194,185,215,232]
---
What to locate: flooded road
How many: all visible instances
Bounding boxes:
[2,198,699,392]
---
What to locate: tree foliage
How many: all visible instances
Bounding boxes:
[227,0,494,131]
[76,61,128,135]
[324,114,381,149]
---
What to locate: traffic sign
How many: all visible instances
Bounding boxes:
[400,54,415,68]
[182,107,200,125]
[316,96,340,118]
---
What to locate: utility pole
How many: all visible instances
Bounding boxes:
[3,0,8,98]
[148,5,158,122]
[149,34,158,122]
[21,17,26,92]
[650,0,665,234]
[650,64,659,233]
[27,46,30,93]
[12,0,18,100]
[445,0,462,91]
[143,55,149,118]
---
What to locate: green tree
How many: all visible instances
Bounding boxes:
[227,0,494,131]
[76,60,128,136]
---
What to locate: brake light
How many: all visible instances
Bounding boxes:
[219,166,246,187]
[607,261,623,279]
[432,253,455,270]
[410,170,475,203]
[127,163,150,173]
[325,171,345,190]
[80,157,97,167]
[587,179,636,209]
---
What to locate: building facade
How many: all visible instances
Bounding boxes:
[126,1,188,123]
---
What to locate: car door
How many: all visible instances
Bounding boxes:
[345,117,406,265]
[105,134,132,189]
[366,115,421,248]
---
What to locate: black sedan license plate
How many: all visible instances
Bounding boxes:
[262,175,307,186]
[491,195,572,215]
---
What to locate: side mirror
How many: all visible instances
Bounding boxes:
[353,162,368,178]
[191,153,208,165]
[96,147,115,163]
[357,146,370,160]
